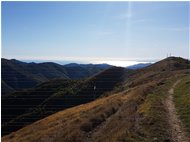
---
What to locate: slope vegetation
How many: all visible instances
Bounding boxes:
[2,67,128,136]
[173,76,190,138]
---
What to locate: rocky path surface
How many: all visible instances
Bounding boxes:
[165,80,189,142]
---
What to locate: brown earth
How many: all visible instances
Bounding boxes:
[165,80,189,142]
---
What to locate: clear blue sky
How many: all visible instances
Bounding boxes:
[2,2,190,63]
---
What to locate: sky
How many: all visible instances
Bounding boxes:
[1,2,190,66]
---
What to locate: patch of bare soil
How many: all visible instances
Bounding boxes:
[165,80,189,142]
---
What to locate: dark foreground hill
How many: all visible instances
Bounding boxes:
[2,66,130,136]
[2,57,190,142]
[1,58,111,95]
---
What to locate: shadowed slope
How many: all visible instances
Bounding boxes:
[2,67,128,136]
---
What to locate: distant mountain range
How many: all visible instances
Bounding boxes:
[2,58,153,95]
[1,58,112,95]
[127,63,152,69]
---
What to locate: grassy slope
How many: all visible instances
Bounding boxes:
[1,82,156,142]
[173,75,190,138]
[137,77,177,141]
[2,67,127,136]
[3,70,189,142]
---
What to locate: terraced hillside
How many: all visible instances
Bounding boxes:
[2,57,190,142]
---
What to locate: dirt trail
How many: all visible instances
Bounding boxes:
[165,80,189,142]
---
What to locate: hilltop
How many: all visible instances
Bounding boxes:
[2,57,190,142]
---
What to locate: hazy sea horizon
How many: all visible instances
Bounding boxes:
[20,59,157,67]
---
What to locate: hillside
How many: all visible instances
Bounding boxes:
[127,63,152,69]
[2,67,129,136]
[1,58,111,95]
[2,57,190,142]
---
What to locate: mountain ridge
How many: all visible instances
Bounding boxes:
[1,58,112,95]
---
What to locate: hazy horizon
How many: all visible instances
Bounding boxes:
[4,55,189,67]
[3,58,156,67]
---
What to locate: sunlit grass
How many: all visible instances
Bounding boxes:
[174,75,190,138]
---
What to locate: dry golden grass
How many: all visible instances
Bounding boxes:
[2,81,158,142]
[3,72,171,142]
